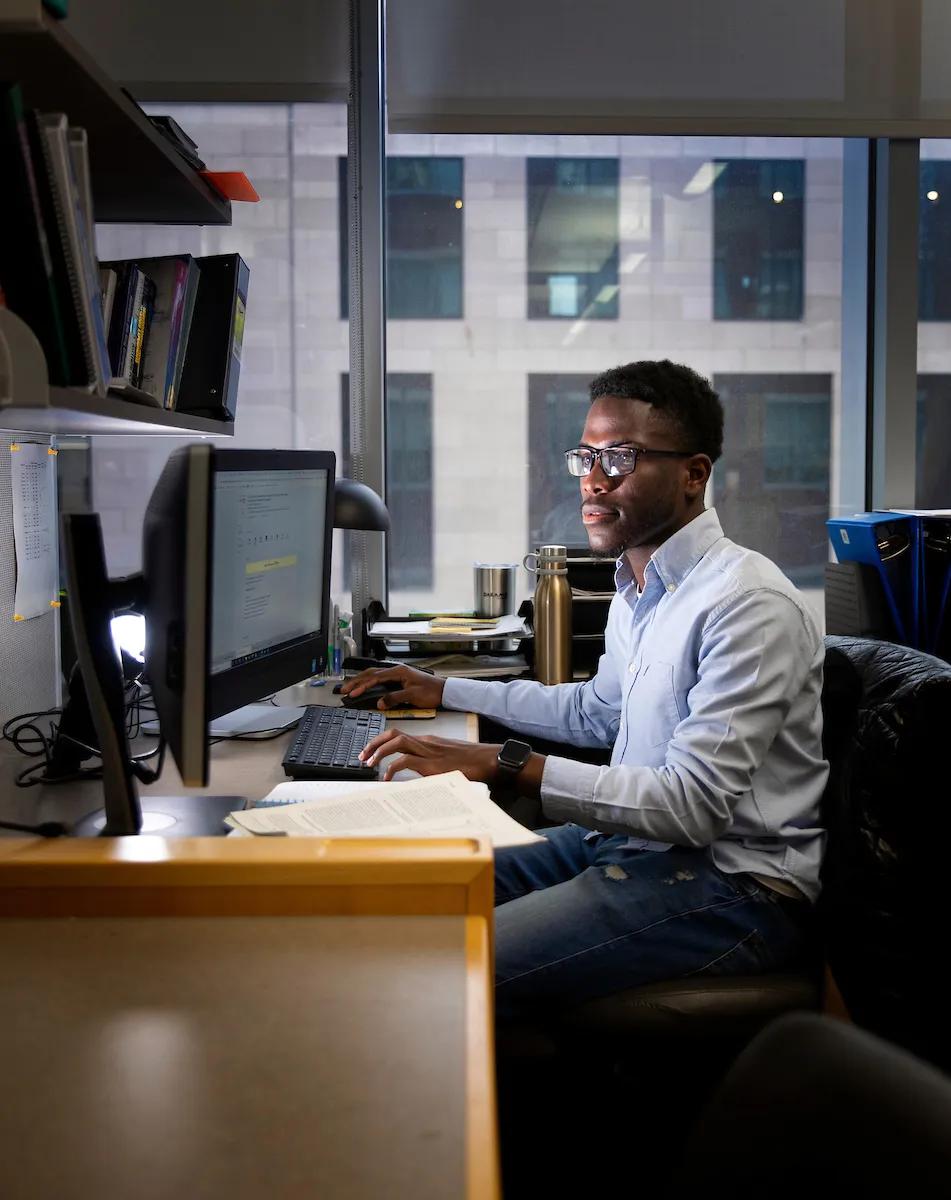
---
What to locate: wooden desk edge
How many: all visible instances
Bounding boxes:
[0,836,495,919]
[466,915,500,1200]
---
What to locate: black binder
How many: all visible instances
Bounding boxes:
[176,253,249,420]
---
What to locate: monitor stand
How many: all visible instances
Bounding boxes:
[72,795,244,838]
[61,513,244,837]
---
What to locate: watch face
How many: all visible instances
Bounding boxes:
[500,740,532,770]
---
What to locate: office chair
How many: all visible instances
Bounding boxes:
[670,1012,951,1196]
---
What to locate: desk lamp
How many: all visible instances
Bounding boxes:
[334,478,390,532]
[334,479,389,656]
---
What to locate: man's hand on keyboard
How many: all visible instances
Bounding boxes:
[359,729,499,783]
[339,664,446,711]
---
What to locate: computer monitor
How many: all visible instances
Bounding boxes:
[61,446,335,836]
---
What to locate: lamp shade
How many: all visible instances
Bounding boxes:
[333,478,391,531]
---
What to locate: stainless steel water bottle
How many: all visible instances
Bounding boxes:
[523,545,572,685]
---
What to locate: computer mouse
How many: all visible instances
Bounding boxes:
[338,680,403,710]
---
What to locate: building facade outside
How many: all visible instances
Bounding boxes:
[88,104,951,624]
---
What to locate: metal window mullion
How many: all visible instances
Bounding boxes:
[869,138,920,511]
[347,0,387,649]
[837,139,872,519]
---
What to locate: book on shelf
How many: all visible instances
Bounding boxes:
[35,111,112,396]
[176,253,249,421]
[1,99,112,395]
[101,255,201,410]
[66,127,95,254]
[102,263,157,403]
[147,114,206,172]
[99,267,118,334]
[136,255,200,409]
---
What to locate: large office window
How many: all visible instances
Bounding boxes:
[918,142,951,506]
[527,375,591,548]
[339,156,463,319]
[381,135,840,613]
[919,162,951,322]
[714,374,831,587]
[527,158,619,319]
[713,160,805,321]
[341,374,434,591]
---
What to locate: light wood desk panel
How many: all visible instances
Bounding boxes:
[0,913,476,1200]
[0,711,498,1199]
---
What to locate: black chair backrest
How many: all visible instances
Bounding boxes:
[819,636,951,1070]
[671,1013,951,1197]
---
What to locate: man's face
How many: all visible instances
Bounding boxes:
[578,396,692,558]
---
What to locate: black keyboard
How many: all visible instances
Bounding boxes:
[282,706,386,780]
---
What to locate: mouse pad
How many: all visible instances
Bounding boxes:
[384,708,437,719]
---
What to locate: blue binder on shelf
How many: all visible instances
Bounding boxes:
[826,513,919,648]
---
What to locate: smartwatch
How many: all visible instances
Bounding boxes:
[496,739,533,788]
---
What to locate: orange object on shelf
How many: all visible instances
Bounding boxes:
[198,171,260,202]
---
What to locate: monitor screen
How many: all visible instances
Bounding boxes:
[210,468,328,676]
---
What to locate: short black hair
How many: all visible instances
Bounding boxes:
[588,360,723,463]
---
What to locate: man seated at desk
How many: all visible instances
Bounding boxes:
[344,359,828,1019]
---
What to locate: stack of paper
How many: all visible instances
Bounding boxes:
[410,653,530,679]
[227,771,543,848]
[428,616,500,632]
[368,614,529,642]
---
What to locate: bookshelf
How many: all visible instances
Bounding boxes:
[0,6,231,225]
[2,392,234,437]
[0,4,235,438]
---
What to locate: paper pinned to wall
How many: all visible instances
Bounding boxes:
[10,442,58,622]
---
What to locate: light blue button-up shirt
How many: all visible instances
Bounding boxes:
[442,509,828,901]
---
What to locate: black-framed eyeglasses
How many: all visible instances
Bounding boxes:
[564,446,695,478]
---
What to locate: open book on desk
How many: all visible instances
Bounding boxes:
[226,771,543,847]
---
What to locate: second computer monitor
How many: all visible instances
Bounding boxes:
[143,446,335,787]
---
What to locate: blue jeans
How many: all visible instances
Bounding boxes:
[494,825,811,1020]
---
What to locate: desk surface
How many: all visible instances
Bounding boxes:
[0,704,476,833]
[0,913,477,1200]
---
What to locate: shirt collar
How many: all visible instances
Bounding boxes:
[614,508,725,593]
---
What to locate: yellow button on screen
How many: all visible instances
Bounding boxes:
[245,554,298,575]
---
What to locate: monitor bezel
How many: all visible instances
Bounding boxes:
[206,447,336,723]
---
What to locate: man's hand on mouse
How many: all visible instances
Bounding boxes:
[359,729,502,783]
[339,663,446,712]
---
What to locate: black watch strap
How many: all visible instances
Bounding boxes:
[496,739,532,787]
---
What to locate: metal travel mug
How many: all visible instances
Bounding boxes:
[474,563,517,618]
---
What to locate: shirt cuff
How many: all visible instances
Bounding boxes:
[441,676,490,712]
[540,755,601,825]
